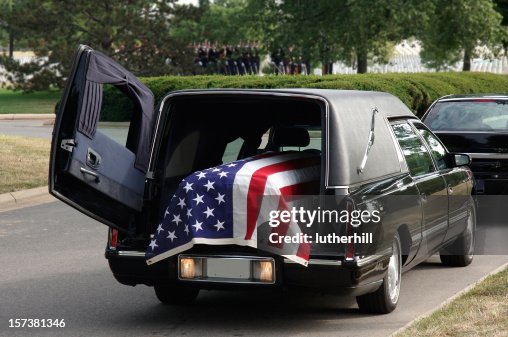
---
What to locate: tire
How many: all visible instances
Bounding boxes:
[440,206,476,267]
[356,232,402,314]
[154,283,199,305]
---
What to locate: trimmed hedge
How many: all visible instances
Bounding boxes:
[100,72,508,121]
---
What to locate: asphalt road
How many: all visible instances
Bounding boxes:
[0,120,53,139]
[0,119,128,144]
[0,201,507,337]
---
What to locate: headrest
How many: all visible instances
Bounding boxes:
[272,127,310,148]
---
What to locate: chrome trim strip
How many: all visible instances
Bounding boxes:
[178,278,274,285]
[325,185,350,189]
[434,130,508,134]
[356,248,392,267]
[115,250,392,266]
[117,251,145,257]
[180,254,273,261]
[325,95,330,188]
[348,171,408,194]
[466,153,508,160]
[357,107,378,174]
[439,97,508,102]
[284,258,342,266]
[421,219,448,238]
[449,210,469,224]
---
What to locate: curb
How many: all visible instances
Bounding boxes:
[0,186,49,206]
[391,260,508,336]
[0,115,128,127]
[0,113,55,120]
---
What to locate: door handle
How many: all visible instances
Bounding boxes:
[448,185,454,194]
[80,167,100,183]
[86,148,101,169]
[420,192,428,203]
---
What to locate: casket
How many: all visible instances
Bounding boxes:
[146,151,320,266]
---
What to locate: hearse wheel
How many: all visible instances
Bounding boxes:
[356,232,402,314]
[154,283,200,305]
[440,205,476,267]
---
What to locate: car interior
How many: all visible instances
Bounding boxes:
[153,95,324,226]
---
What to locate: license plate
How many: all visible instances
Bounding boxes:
[206,258,251,279]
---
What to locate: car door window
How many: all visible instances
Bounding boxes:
[416,126,449,171]
[392,122,436,177]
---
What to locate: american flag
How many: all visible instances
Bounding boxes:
[145,151,320,266]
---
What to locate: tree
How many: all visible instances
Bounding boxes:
[420,0,506,71]
[0,0,198,91]
[172,0,259,48]
[247,0,423,74]
[199,0,255,44]
[493,0,508,53]
[0,0,23,58]
[245,0,342,74]
[334,0,405,73]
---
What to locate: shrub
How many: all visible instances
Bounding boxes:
[100,72,508,121]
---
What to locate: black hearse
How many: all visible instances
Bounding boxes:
[49,46,475,314]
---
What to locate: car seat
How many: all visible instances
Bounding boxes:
[266,126,310,152]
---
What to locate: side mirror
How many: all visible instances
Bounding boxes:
[452,154,471,167]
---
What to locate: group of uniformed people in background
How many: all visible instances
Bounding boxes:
[192,41,311,75]
[192,41,261,75]
[270,47,311,75]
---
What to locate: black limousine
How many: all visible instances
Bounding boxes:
[49,46,476,314]
[422,94,508,195]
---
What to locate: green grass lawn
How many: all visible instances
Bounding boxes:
[0,135,50,193]
[0,88,61,114]
[396,265,508,337]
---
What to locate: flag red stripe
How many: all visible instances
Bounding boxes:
[245,156,320,240]
[278,180,320,196]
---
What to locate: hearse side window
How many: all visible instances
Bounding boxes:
[414,124,449,170]
[164,130,200,178]
[392,122,436,177]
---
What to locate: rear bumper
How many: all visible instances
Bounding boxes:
[105,249,388,296]
[473,175,508,194]
[469,157,508,194]
[105,250,174,286]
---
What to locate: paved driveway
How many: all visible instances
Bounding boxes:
[0,201,506,337]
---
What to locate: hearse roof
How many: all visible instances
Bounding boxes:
[164,88,416,120]
[162,89,414,187]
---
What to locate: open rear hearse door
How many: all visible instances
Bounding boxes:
[49,45,155,232]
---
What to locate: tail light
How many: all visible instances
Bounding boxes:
[109,228,118,250]
[254,260,274,282]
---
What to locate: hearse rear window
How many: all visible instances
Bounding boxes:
[160,96,323,180]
